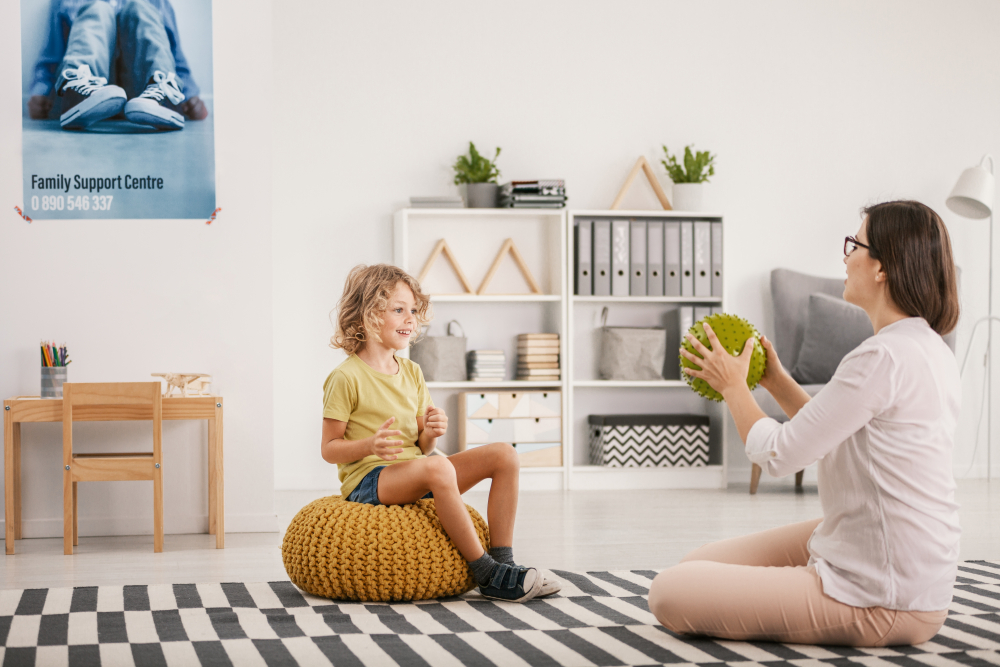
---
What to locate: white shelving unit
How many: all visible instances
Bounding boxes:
[392,207,727,491]
[393,207,568,490]
[566,210,727,490]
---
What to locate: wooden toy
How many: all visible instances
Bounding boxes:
[151,373,212,397]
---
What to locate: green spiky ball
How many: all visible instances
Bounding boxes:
[680,312,766,402]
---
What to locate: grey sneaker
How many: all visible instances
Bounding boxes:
[59,65,126,129]
[479,564,543,603]
[536,575,562,597]
[124,71,185,130]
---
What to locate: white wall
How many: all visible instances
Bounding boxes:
[273,0,1000,490]
[0,0,277,537]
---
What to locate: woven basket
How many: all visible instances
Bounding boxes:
[281,495,490,602]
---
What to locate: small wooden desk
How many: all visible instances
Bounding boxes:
[3,394,224,554]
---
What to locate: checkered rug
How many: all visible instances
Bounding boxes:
[2,562,999,666]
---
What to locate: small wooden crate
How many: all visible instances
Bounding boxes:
[458,391,562,467]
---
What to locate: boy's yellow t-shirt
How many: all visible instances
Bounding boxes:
[322,354,432,499]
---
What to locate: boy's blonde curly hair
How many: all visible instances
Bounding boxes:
[331,264,432,356]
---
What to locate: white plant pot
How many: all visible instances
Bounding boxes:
[672,183,704,212]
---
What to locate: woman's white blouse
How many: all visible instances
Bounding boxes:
[746,317,961,611]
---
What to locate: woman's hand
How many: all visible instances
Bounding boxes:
[424,406,448,438]
[680,322,755,399]
[757,335,788,392]
[370,417,405,460]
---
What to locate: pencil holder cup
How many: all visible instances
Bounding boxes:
[41,367,67,398]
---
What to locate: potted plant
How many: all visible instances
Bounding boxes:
[661,145,716,211]
[453,142,501,208]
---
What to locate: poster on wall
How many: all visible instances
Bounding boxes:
[21,0,215,220]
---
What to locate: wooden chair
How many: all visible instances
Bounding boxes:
[62,382,163,554]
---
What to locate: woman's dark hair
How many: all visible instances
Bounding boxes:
[862,200,959,335]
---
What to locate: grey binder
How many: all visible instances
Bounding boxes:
[680,221,694,297]
[664,221,681,297]
[630,220,647,296]
[593,220,612,296]
[647,221,664,296]
[575,219,593,296]
[679,306,695,341]
[694,306,712,324]
[711,221,723,297]
[612,219,630,296]
[694,221,712,297]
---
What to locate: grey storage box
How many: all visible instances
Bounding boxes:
[588,414,709,467]
[410,320,467,382]
[597,307,666,380]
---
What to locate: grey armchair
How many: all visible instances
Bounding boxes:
[750,268,957,494]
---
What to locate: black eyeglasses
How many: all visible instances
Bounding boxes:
[844,236,871,257]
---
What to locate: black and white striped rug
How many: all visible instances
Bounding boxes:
[2,562,998,666]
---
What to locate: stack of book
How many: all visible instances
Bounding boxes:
[516,333,560,381]
[499,180,566,209]
[409,195,464,209]
[467,350,506,381]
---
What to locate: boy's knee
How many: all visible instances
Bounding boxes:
[424,456,456,488]
[491,442,519,470]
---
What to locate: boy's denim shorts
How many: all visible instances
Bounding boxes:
[345,465,432,505]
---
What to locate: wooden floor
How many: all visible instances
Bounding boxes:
[1,480,996,589]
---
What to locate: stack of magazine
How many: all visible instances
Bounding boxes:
[467,350,506,381]
[499,180,566,209]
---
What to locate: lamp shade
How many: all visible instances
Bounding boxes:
[947,161,995,219]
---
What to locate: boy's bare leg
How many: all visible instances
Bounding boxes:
[447,443,519,548]
[377,457,485,561]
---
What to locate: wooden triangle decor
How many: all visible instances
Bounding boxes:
[477,238,542,295]
[610,156,673,210]
[417,239,475,294]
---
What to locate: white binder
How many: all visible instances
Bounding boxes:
[664,221,681,297]
[593,220,612,296]
[711,221,723,297]
[630,220,647,296]
[646,221,664,297]
[612,220,630,296]
[680,221,694,297]
[680,306,695,341]
[575,219,592,296]
[694,221,712,297]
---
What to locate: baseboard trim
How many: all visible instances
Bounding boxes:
[0,513,278,538]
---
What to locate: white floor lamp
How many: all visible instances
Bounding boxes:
[947,155,996,479]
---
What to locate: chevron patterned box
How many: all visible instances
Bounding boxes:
[588,414,709,467]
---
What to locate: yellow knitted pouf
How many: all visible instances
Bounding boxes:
[281,495,490,602]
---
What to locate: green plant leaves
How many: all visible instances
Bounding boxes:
[453,142,502,184]
[660,144,716,183]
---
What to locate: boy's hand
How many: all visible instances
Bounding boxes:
[425,406,448,438]
[371,417,405,460]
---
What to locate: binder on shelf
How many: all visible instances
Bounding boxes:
[711,221,724,297]
[711,307,722,316]
[694,306,712,324]
[680,306,695,339]
[680,220,694,297]
[629,220,647,296]
[611,219,630,296]
[694,221,712,297]
[593,220,612,296]
[664,221,681,297]
[647,221,664,297]
[575,219,593,296]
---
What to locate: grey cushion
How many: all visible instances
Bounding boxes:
[770,269,845,370]
[770,268,958,362]
[790,293,874,384]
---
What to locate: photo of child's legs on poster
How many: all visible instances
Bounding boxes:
[321,264,559,603]
[21,0,216,220]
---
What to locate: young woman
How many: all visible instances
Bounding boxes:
[649,200,961,646]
